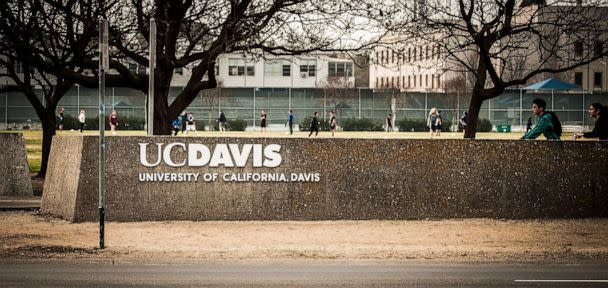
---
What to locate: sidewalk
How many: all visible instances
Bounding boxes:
[0,196,41,211]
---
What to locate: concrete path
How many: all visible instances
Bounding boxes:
[0,196,41,211]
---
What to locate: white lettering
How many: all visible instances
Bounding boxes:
[188,144,211,166]
[209,144,234,167]
[263,144,282,167]
[163,143,187,167]
[139,143,163,167]
[229,144,252,167]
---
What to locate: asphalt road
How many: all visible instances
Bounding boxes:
[1,261,607,287]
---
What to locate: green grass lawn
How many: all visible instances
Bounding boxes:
[1,129,579,173]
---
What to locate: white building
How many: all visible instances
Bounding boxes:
[171,53,356,89]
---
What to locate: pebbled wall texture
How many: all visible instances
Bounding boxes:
[41,135,608,222]
[0,134,33,196]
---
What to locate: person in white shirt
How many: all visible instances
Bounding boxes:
[78,110,86,133]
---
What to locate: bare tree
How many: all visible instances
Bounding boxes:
[387,0,608,138]
[320,74,355,119]
[0,0,106,176]
[3,0,383,135]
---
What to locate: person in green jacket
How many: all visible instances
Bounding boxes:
[521,98,562,140]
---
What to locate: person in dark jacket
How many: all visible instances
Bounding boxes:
[574,103,607,140]
[308,112,320,137]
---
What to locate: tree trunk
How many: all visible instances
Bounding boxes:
[39,113,56,177]
[152,81,171,135]
[464,71,489,139]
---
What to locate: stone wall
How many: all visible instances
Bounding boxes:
[0,134,32,196]
[42,136,608,222]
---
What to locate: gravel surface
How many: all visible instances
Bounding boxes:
[1,211,607,263]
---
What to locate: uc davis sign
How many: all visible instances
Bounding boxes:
[41,136,608,222]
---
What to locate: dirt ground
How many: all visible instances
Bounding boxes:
[1,211,607,263]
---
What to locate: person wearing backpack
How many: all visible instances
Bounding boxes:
[521,98,562,140]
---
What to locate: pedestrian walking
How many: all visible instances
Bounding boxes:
[109,110,118,135]
[218,110,227,132]
[385,113,393,132]
[57,107,65,131]
[308,112,320,137]
[435,110,443,136]
[329,111,337,137]
[186,112,196,133]
[179,111,187,134]
[260,110,267,133]
[287,110,295,135]
[427,108,438,138]
[172,117,180,136]
[78,109,86,133]
[459,111,467,132]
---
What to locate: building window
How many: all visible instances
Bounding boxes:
[408,75,411,87]
[381,78,384,87]
[419,75,422,87]
[328,62,353,77]
[175,67,183,75]
[391,77,394,88]
[413,75,416,87]
[437,75,441,88]
[425,46,429,60]
[574,72,583,86]
[375,51,379,63]
[594,72,602,89]
[425,74,428,86]
[574,41,584,57]
[391,51,395,64]
[402,76,405,88]
[413,47,417,62]
[299,60,316,77]
[420,47,423,61]
[431,75,434,89]
[214,64,219,76]
[594,40,603,57]
[265,59,290,77]
[228,58,254,76]
[408,48,411,63]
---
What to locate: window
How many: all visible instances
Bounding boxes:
[391,50,395,64]
[375,51,379,63]
[402,76,405,88]
[413,75,416,87]
[574,41,584,57]
[426,46,429,60]
[381,78,384,87]
[437,75,441,88]
[431,75,434,89]
[594,72,602,89]
[265,59,290,77]
[574,72,583,86]
[594,40,603,57]
[413,47,417,62]
[425,74,428,86]
[408,48,411,63]
[299,60,317,77]
[376,77,379,88]
[228,58,255,76]
[328,62,353,77]
[391,77,394,88]
[420,47,423,61]
[214,64,219,76]
[408,75,411,87]
[175,67,183,75]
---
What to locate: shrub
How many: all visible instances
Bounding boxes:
[213,118,248,131]
[299,116,330,131]
[477,118,492,132]
[397,118,427,132]
[341,118,383,131]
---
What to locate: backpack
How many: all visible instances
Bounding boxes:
[546,111,562,137]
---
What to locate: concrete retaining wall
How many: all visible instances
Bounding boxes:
[42,136,608,222]
[0,134,32,196]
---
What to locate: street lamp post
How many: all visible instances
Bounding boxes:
[98,19,109,249]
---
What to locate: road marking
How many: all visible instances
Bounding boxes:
[515,280,608,283]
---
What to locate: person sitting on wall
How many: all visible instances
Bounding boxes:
[521,98,562,140]
[574,103,607,140]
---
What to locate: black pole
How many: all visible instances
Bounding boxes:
[99,206,105,249]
